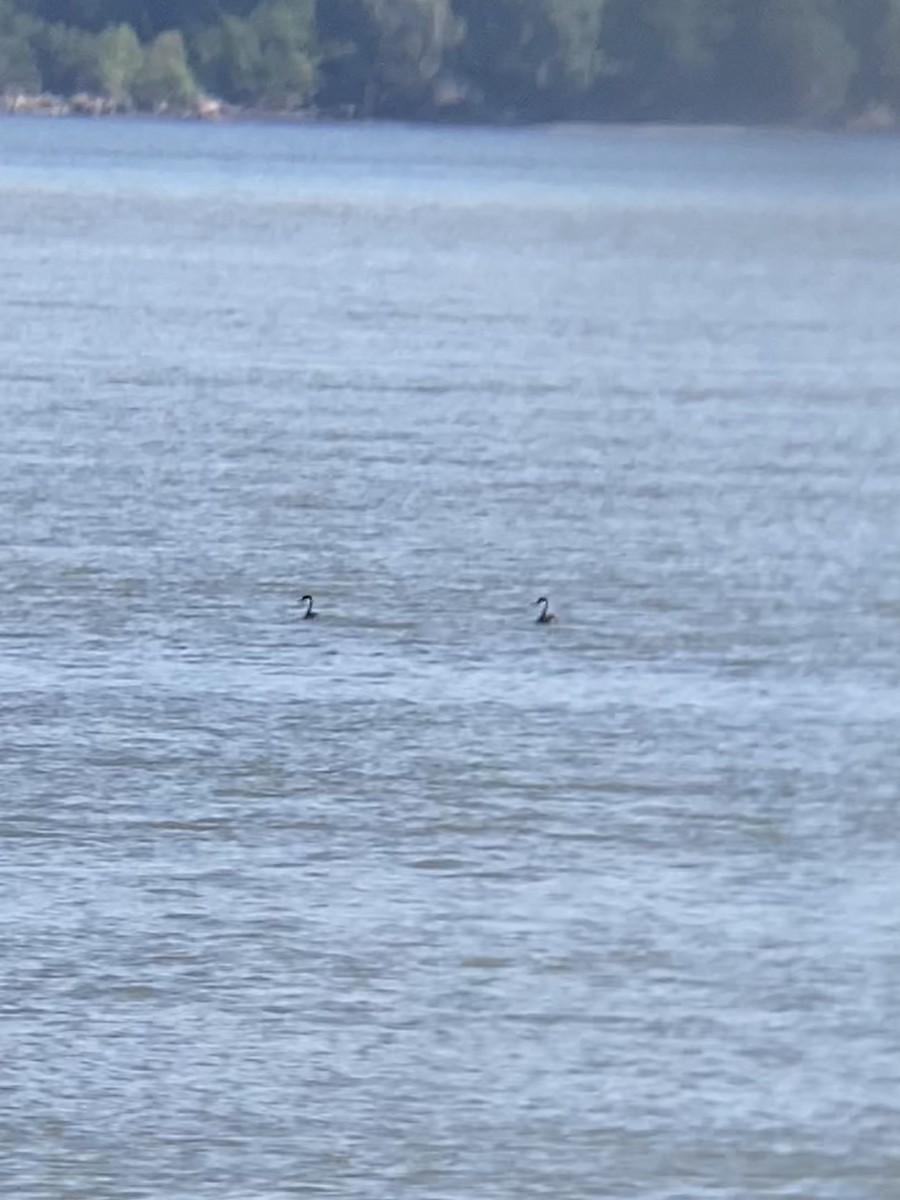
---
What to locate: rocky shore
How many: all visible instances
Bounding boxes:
[2,88,897,133]
[1,90,228,120]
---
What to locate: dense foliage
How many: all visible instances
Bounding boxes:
[2,0,900,123]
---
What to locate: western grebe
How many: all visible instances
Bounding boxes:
[534,596,556,624]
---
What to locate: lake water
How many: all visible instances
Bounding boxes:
[1,116,899,1199]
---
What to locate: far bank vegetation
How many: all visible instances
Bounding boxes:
[2,0,900,128]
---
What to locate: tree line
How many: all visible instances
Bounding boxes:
[2,0,900,124]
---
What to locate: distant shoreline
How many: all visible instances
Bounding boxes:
[2,91,897,136]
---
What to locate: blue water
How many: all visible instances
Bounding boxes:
[1,115,899,1199]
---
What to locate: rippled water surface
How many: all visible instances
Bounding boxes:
[2,117,899,1199]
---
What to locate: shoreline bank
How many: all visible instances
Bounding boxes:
[2,90,898,136]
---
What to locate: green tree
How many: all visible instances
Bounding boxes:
[251,0,317,106]
[131,28,197,108]
[365,0,459,115]
[193,14,261,103]
[598,0,737,118]
[317,0,458,116]
[546,0,610,94]
[0,0,41,91]
[95,21,142,103]
[876,0,900,107]
[32,21,101,94]
[193,0,316,108]
[766,0,857,121]
[32,2,203,40]
[453,0,610,119]
[315,0,379,109]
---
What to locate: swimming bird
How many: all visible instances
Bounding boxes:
[534,596,556,624]
[300,593,318,620]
